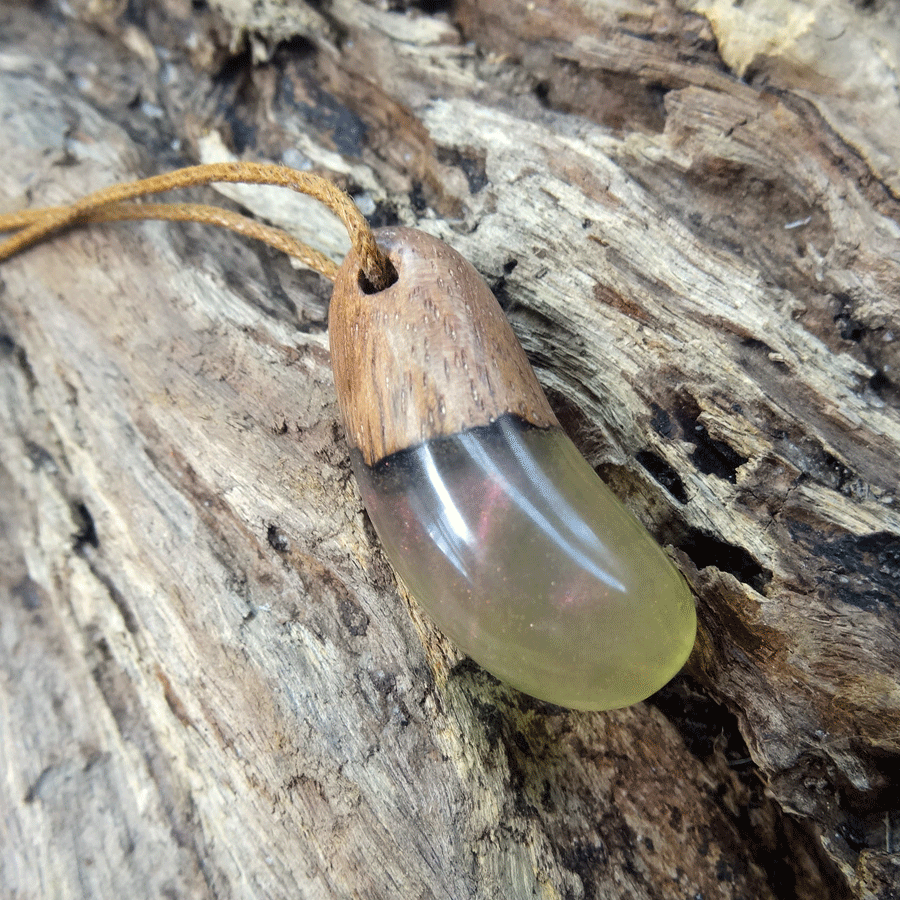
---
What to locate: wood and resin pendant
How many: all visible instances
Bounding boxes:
[329,227,696,710]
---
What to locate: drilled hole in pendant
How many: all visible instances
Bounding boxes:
[358,259,398,295]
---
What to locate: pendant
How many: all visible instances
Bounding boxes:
[329,227,696,710]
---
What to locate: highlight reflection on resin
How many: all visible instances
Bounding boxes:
[330,226,696,711]
[352,414,696,710]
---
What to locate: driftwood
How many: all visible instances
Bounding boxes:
[1,1,898,898]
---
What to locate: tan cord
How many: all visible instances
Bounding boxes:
[0,208,45,230]
[21,200,339,280]
[0,163,394,289]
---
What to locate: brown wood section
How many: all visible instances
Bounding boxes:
[1,2,898,899]
[330,227,557,464]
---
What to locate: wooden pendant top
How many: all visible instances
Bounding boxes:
[329,226,558,466]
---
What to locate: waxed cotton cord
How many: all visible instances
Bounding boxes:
[0,162,395,290]
[2,200,340,281]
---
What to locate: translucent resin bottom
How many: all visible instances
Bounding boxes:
[352,415,696,710]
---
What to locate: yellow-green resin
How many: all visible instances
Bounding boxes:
[352,414,696,710]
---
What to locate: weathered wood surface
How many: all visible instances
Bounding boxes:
[1,2,898,898]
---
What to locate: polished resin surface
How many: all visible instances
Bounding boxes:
[352,415,696,710]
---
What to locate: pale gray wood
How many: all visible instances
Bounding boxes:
[1,2,898,899]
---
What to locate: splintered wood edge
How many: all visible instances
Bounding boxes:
[328,226,558,466]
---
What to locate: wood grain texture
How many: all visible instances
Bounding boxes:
[330,226,558,464]
[1,1,899,899]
